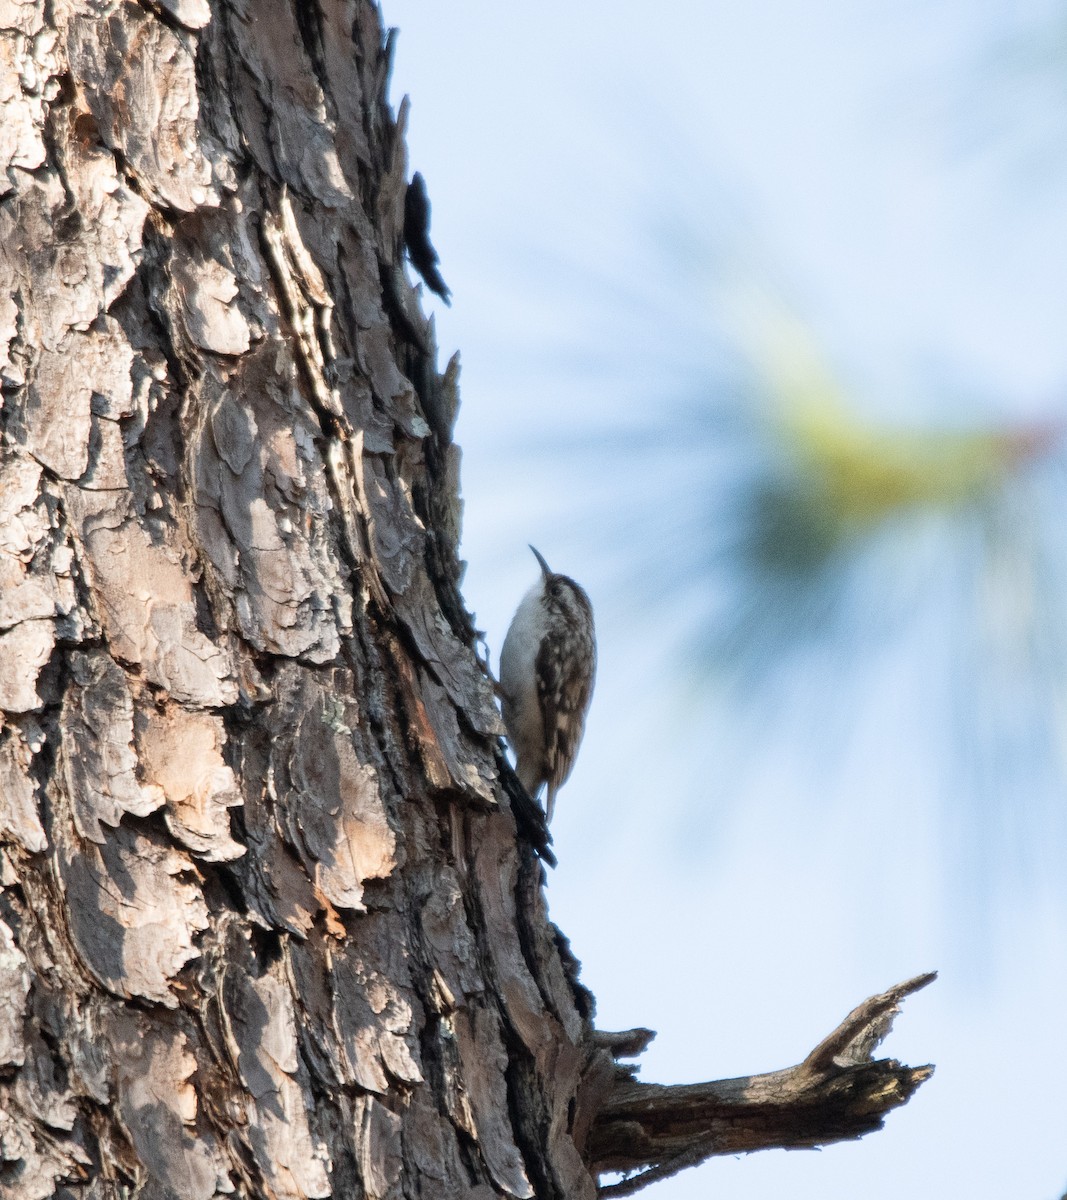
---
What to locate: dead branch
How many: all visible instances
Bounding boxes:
[589,972,936,1197]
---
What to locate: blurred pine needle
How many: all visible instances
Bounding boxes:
[751,302,1055,565]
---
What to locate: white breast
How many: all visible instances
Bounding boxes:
[498,583,547,793]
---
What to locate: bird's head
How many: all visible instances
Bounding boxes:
[529,545,593,628]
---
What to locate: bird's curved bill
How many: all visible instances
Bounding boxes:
[529,545,552,577]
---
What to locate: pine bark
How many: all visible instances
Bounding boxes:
[0,4,931,1198]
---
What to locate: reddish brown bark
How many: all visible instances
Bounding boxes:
[0,4,932,1197]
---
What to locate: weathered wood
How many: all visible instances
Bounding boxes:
[589,973,936,1196]
[0,2,932,1197]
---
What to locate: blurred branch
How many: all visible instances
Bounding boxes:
[588,973,936,1197]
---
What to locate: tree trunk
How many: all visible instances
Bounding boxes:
[0,4,931,1198]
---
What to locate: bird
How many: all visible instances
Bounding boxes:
[498,546,596,823]
[403,171,452,305]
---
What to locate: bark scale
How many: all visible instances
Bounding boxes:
[0,3,931,1198]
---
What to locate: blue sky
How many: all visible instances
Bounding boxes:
[383,3,1067,1197]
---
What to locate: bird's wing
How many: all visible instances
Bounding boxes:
[536,629,596,798]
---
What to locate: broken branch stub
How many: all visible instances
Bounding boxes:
[588,972,936,1197]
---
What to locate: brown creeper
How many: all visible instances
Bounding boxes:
[499,546,596,823]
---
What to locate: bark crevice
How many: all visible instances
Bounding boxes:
[0,3,933,1197]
